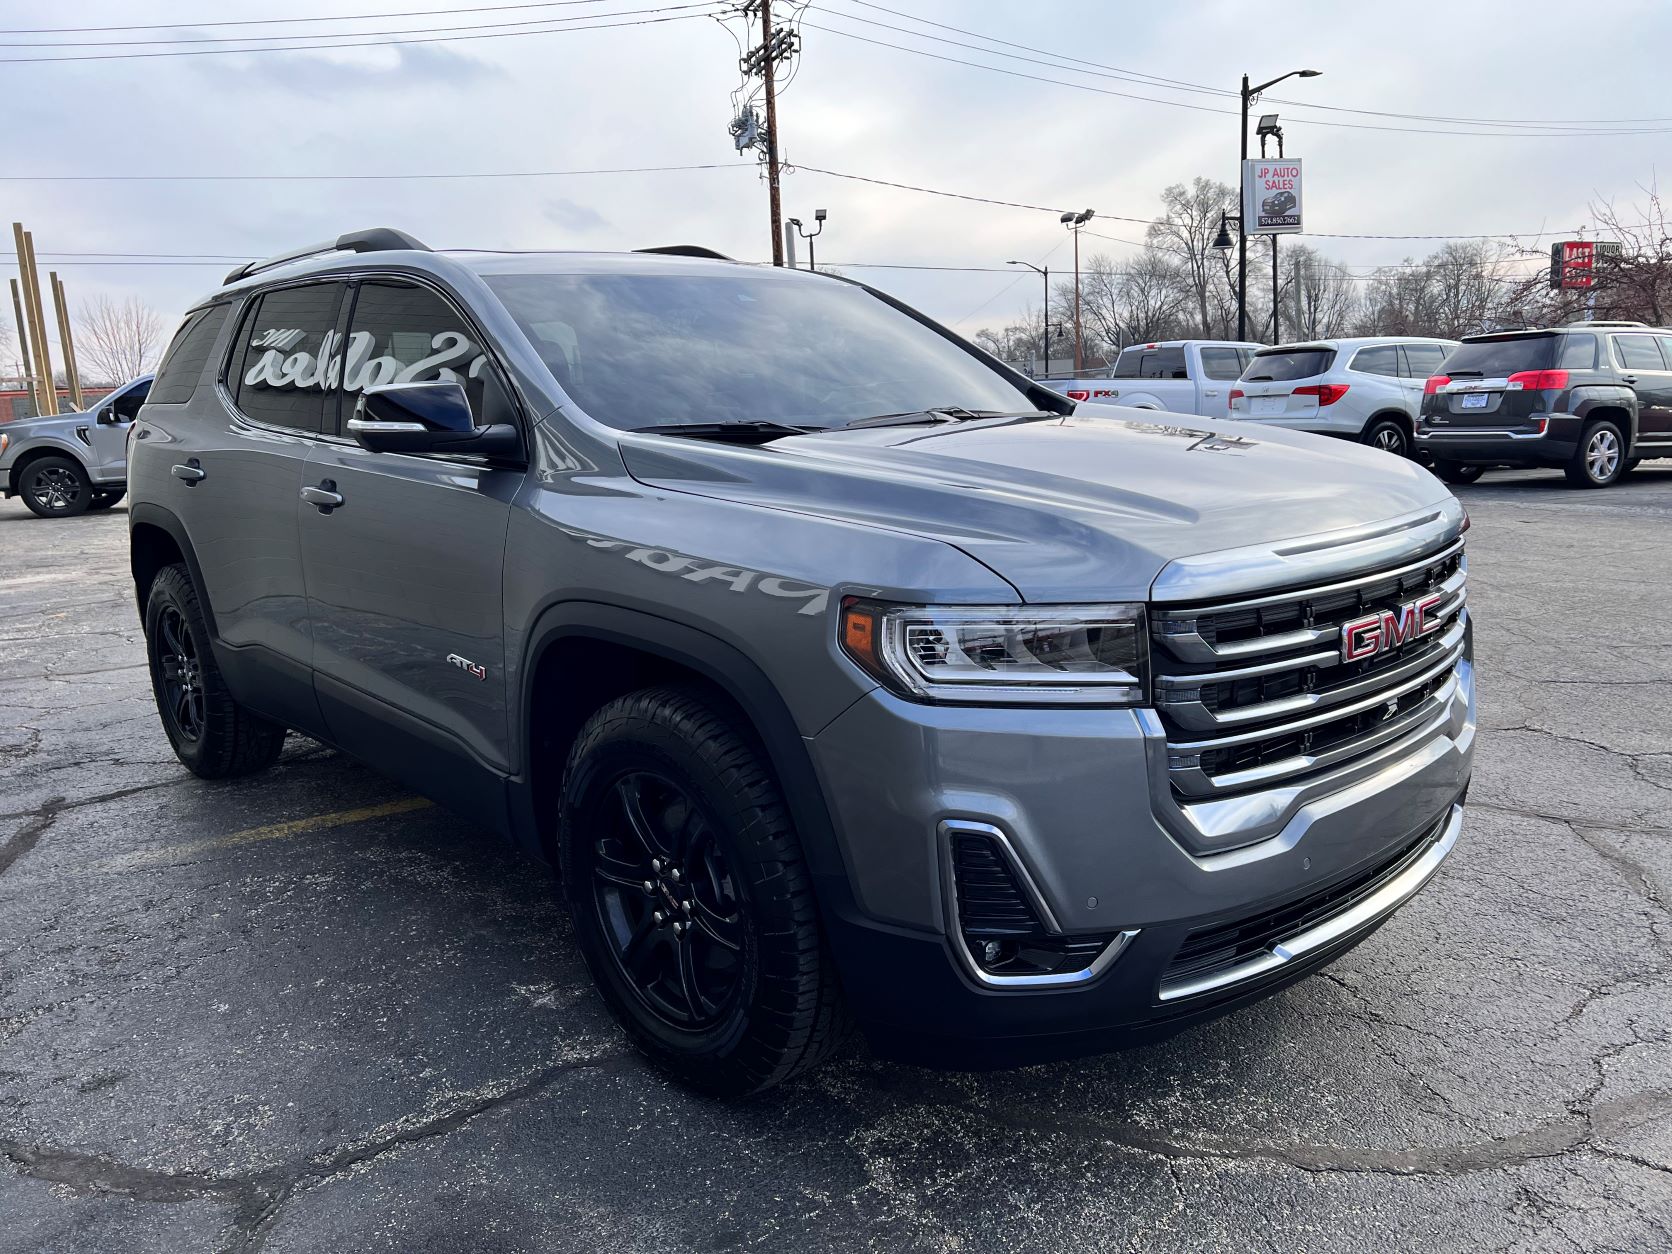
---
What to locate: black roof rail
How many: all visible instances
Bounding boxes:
[223,227,430,285]
[634,245,735,260]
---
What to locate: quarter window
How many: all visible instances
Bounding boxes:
[230,283,347,433]
[1611,334,1666,372]
[342,280,510,430]
[149,305,229,406]
[1556,334,1598,370]
[1352,345,1400,376]
[1401,344,1448,378]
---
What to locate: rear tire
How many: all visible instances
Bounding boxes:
[557,686,850,1095]
[1364,418,1411,459]
[18,455,93,518]
[1564,419,1626,488]
[1434,462,1485,485]
[144,564,286,778]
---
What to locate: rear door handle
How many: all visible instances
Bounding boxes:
[171,460,205,484]
[301,481,344,512]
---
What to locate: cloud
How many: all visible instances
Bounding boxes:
[542,198,609,235]
[198,41,501,96]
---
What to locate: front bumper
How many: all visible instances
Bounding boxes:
[806,658,1475,1067]
[1416,413,1582,466]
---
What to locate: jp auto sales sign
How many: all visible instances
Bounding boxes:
[1242,158,1302,235]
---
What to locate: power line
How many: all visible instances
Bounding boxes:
[0,163,745,182]
[801,16,1672,138]
[0,6,723,63]
[0,0,622,36]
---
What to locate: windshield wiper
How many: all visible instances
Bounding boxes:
[841,406,1055,430]
[1445,370,1484,378]
[633,420,820,440]
[1246,374,1276,382]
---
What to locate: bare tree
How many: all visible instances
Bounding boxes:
[1589,183,1672,324]
[75,295,164,384]
[1282,244,1359,339]
[1148,178,1238,337]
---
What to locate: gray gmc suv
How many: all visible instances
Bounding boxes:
[129,229,1476,1094]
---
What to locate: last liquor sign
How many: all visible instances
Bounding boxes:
[1242,159,1303,235]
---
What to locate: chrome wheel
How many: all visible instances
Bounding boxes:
[156,605,205,742]
[1586,428,1620,482]
[28,465,83,512]
[590,771,746,1031]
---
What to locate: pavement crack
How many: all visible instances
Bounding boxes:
[0,798,60,878]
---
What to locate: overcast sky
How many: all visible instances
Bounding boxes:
[8,0,1672,346]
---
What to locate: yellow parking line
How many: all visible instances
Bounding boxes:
[106,796,434,869]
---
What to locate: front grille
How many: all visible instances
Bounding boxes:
[1151,538,1467,799]
[1163,818,1443,993]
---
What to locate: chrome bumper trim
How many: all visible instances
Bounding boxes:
[1157,803,1463,1003]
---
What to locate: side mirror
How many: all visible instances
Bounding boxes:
[96,406,117,425]
[346,381,522,462]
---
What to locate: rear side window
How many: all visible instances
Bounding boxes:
[1444,335,1554,376]
[1198,347,1244,380]
[1351,345,1400,376]
[1112,347,1143,379]
[230,283,347,434]
[1611,334,1667,371]
[342,279,512,431]
[1243,348,1334,381]
[148,305,229,405]
[1401,344,1448,378]
[1556,334,1598,370]
[1139,348,1188,379]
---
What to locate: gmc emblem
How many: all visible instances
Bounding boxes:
[1340,593,1445,663]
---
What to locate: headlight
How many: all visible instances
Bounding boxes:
[839,598,1148,706]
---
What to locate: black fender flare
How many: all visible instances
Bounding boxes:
[511,600,850,892]
[128,501,219,637]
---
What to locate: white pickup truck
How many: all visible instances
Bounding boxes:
[1042,340,1263,418]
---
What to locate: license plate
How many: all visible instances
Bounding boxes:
[1251,396,1285,415]
[1459,392,1490,410]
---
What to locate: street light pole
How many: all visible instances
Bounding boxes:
[1238,68,1320,341]
[1007,260,1049,375]
[1059,209,1095,373]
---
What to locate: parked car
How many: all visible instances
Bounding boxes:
[1042,339,1262,418]
[0,374,153,516]
[1229,337,1457,459]
[129,229,1473,1094]
[1417,321,1672,487]
[1261,190,1298,217]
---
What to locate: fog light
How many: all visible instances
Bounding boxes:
[982,939,1003,965]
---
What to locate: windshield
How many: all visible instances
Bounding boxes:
[1443,335,1555,376]
[1241,348,1335,382]
[484,270,1031,431]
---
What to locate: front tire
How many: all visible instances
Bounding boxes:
[1363,418,1411,459]
[88,491,126,510]
[1564,419,1626,488]
[144,564,286,778]
[19,455,93,517]
[557,686,849,1095]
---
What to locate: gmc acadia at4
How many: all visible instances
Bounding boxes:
[129,229,1475,1094]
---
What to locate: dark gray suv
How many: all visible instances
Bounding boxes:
[129,229,1475,1094]
[1416,322,1672,487]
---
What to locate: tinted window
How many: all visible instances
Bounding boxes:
[1112,347,1143,379]
[1139,348,1187,379]
[1612,334,1666,371]
[1659,336,1672,366]
[1352,345,1400,376]
[1198,347,1243,380]
[231,284,346,433]
[111,379,152,420]
[149,306,229,406]
[344,280,510,430]
[1443,335,1554,376]
[485,271,1030,431]
[1242,348,1334,382]
[1401,344,1448,378]
[1556,333,1598,370]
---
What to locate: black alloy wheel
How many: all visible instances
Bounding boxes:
[20,456,92,517]
[155,603,206,744]
[590,770,746,1030]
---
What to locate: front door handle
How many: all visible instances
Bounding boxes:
[1620,375,1637,384]
[171,460,205,484]
[301,481,344,512]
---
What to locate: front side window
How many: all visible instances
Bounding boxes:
[1612,334,1667,372]
[1198,347,1243,380]
[230,283,347,433]
[484,270,1032,431]
[111,378,152,420]
[343,280,510,430]
[1351,345,1400,377]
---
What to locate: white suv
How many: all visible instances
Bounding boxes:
[1228,337,1458,459]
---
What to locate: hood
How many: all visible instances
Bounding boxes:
[618,405,1459,602]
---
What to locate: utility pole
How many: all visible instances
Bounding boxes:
[14,223,57,415]
[738,2,794,266]
[9,279,31,403]
[1059,209,1095,373]
[1007,260,1049,375]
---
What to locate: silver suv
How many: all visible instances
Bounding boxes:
[129,229,1475,1094]
[1230,337,1457,459]
[0,374,152,516]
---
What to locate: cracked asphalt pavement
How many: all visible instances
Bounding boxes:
[3,467,1671,1253]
